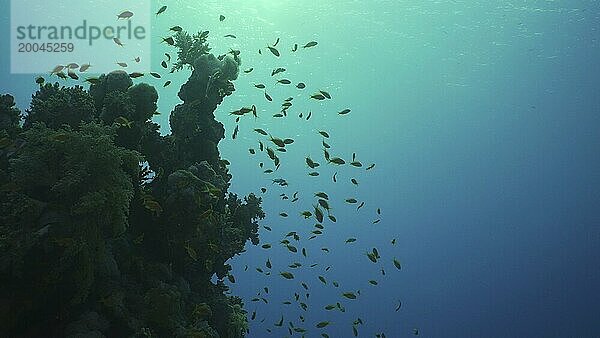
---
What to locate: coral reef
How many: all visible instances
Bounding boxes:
[0,30,262,337]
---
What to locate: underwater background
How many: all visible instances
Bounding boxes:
[1,0,599,337]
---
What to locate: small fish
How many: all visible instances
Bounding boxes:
[267,46,280,57]
[50,65,64,74]
[244,68,254,73]
[266,259,272,269]
[219,14,225,21]
[150,72,161,78]
[117,62,128,68]
[395,301,402,311]
[311,207,324,224]
[170,26,183,32]
[113,38,124,46]
[114,116,133,128]
[369,280,378,286]
[280,271,295,279]
[308,171,319,177]
[333,172,338,183]
[351,178,358,185]
[67,71,79,80]
[318,131,330,138]
[345,238,357,243]
[338,108,351,115]
[156,5,167,16]
[79,64,91,72]
[357,201,365,210]
[164,53,171,62]
[224,34,236,38]
[306,111,312,120]
[161,60,168,68]
[303,41,318,48]
[56,72,68,80]
[254,83,266,89]
[316,321,330,328]
[311,93,326,100]
[273,37,280,46]
[393,258,402,270]
[342,292,357,300]
[292,43,298,52]
[164,81,172,87]
[366,163,376,170]
[350,161,363,167]
[129,72,144,78]
[133,56,141,62]
[117,10,134,19]
[271,67,286,76]
[162,36,175,45]
[345,198,358,204]
[329,157,345,165]
[232,125,239,139]
[320,90,331,99]
[35,76,45,84]
[84,77,100,85]
[318,199,330,211]
[265,92,273,102]
[261,244,272,249]
[296,82,306,89]
[306,157,319,169]
[315,192,329,200]
[269,136,286,147]
[276,79,291,85]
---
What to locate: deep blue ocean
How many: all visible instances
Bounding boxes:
[1,1,599,337]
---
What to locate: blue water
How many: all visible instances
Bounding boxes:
[2,1,600,337]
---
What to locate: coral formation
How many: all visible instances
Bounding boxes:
[0,30,262,337]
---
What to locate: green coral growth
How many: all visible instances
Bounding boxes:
[0,30,261,337]
[171,30,212,72]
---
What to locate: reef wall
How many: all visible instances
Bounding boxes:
[0,30,262,337]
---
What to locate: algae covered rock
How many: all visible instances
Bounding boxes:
[0,30,261,337]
